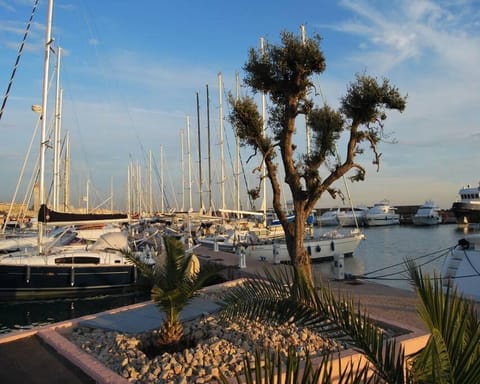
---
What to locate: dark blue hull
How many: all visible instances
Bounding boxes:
[0,264,137,300]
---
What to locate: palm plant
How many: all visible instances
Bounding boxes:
[406,259,480,383]
[219,261,480,383]
[126,235,225,349]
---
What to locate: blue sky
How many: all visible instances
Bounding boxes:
[0,0,479,212]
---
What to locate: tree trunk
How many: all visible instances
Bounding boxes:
[285,205,313,285]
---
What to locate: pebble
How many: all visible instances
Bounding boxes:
[69,313,341,383]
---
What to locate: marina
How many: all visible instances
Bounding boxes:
[0,1,478,381]
[0,222,469,335]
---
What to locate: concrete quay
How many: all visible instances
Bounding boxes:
[0,245,431,383]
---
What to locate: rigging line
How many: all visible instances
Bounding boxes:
[0,0,39,123]
[463,249,480,276]
[362,276,427,282]
[358,249,451,280]
[449,273,480,280]
[361,246,454,276]
[221,84,254,210]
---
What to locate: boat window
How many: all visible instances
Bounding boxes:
[55,256,100,264]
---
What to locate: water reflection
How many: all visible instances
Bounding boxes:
[0,291,150,334]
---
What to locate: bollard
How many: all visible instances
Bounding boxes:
[273,243,280,264]
[333,253,344,280]
[238,245,246,268]
[213,236,219,252]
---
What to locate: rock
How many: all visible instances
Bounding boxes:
[67,313,342,383]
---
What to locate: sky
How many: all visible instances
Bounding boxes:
[0,0,479,213]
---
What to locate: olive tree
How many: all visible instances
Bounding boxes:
[229,30,406,280]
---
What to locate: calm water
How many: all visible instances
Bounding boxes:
[0,291,150,335]
[0,224,472,335]
[315,223,470,291]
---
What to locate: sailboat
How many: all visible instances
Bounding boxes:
[0,0,138,300]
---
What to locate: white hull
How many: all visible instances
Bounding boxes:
[441,234,480,301]
[411,216,442,226]
[365,201,399,226]
[317,210,339,227]
[365,216,400,226]
[248,230,365,263]
[336,209,368,227]
[412,201,442,226]
[337,215,363,227]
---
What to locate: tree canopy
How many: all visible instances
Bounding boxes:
[229,29,407,275]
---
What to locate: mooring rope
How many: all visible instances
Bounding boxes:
[356,246,454,282]
[0,0,39,123]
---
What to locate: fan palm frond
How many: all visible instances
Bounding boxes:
[220,266,329,329]
[406,259,480,383]
[219,265,407,382]
[217,346,375,384]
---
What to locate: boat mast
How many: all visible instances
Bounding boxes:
[63,130,70,211]
[235,72,241,215]
[180,128,185,212]
[260,37,267,224]
[218,73,225,211]
[38,0,54,254]
[127,164,131,215]
[110,176,113,212]
[196,92,204,212]
[53,46,62,211]
[206,84,212,213]
[160,144,164,213]
[186,115,193,211]
[149,149,153,215]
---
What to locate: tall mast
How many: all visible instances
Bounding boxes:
[110,177,113,211]
[196,92,204,211]
[180,128,185,211]
[149,149,153,214]
[136,162,141,214]
[218,73,225,210]
[53,46,62,211]
[260,37,267,223]
[206,84,212,213]
[38,0,54,254]
[186,115,193,211]
[235,72,241,214]
[127,163,131,215]
[160,145,164,213]
[85,179,90,213]
[63,130,70,211]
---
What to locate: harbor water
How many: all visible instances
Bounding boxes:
[0,223,471,335]
[314,223,468,291]
[0,291,150,335]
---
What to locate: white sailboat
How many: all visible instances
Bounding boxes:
[0,0,138,300]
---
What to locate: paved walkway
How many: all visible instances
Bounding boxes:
[0,245,430,383]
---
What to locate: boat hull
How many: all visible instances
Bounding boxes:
[248,232,364,263]
[451,201,480,225]
[442,236,480,301]
[411,216,442,225]
[0,264,137,300]
[365,216,400,226]
[197,239,237,253]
